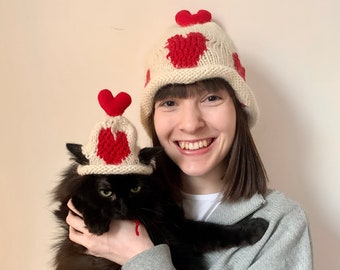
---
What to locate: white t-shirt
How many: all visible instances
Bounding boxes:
[182,191,223,221]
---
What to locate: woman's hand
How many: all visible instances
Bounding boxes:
[66,199,154,265]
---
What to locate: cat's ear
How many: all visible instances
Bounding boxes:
[138,146,164,165]
[66,143,89,165]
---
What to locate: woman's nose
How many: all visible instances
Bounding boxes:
[178,102,205,133]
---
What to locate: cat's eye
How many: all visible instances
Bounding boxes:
[130,185,142,193]
[99,189,113,198]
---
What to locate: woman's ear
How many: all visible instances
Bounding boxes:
[138,146,164,165]
[66,143,89,165]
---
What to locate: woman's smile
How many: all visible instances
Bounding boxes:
[176,138,214,151]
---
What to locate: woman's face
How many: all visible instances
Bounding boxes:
[153,86,236,179]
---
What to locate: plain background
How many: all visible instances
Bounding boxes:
[0,0,339,269]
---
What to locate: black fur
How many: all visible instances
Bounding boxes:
[52,145,268,270]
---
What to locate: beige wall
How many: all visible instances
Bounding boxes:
[1,0,339,269]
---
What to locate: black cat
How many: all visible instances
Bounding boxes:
[52,144,269,270]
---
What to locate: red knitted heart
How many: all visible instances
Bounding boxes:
[97,128,130,164]
[166,32,207,68]
[98,90,132,116]
[175,10,211,27]
[232,53,246,80]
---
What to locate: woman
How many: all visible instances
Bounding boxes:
[66,9,313,269]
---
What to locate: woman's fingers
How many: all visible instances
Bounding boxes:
[67,199,83,217]
[68,223,86,243]
[66,210,87,233]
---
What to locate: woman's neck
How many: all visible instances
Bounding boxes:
[180,168,226,195]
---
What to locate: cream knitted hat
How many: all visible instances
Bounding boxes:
[76,89,153,176]
[140,9,259,137]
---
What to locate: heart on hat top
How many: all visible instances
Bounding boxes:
[98,89,132,117]
[175,10,212,27]
[95,89,132,165]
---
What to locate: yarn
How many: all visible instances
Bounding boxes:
[140,9,259,137]
[76,89,153,176]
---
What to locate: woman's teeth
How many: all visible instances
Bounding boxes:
[178,139,212,150]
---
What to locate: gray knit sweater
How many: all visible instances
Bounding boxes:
[122,190,313,269]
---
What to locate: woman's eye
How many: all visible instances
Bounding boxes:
[99,189,113,198]
[161,100,176,107]
[155,99,178,112]
[206,95,221,102]
[130,185,142,193]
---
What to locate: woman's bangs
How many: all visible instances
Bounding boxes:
[154,78,229,102]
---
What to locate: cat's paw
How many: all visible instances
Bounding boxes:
[85,218,111,235]
[87,224,110,235]
[243,218,269,244]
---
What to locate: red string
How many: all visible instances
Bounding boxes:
[135,220,140,236]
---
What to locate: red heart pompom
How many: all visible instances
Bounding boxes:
[175,10,212,27]
[98,89,132,116]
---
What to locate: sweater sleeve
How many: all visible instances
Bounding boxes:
[206,191,313,270]
[249,201,313,269]
[122,244,176,270]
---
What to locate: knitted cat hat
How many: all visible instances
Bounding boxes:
[140,9,259,137]
[75,89,153,176]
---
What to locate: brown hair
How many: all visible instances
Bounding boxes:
[148,78,268,202]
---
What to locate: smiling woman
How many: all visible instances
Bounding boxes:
[150,78,266,200]
[65,9,313,269]
[154,80,237,192]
